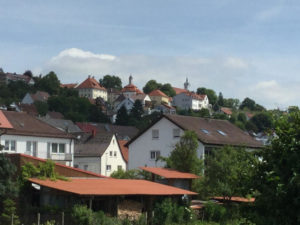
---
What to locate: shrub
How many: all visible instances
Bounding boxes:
[203,201,226,222]
[71,204,94,225]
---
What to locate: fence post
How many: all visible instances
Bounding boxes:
[37,213,40,225]
[62,212,64,225]
[11,213,14,225]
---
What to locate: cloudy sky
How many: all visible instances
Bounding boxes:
[1,0,300,109]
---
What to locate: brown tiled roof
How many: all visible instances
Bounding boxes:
[0,110,13,128]
[30,91,50,102]
[47,111,64,119]
[2,111,73,139]
[212,196,255,203]
[164,115,262,148]
[77,77,106,91]
[220,107,233,115]
[29,178,197,196]
[118,140,128,163]
[140,167,200,179]
[19,104,38,116]
[149,89,168,97]
[186,92,206,100]
[172,87,188,95]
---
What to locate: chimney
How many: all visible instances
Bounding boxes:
[92,128,96,137]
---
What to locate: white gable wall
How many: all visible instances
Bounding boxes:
[0,134,74,166]
[21,93,34,104]
[128,117,205,170]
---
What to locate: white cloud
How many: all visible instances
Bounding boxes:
[37,48,299,109]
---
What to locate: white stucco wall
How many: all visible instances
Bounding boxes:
[0,134,74,166]
[78,88,108,101]
[128,117,205,170]
[74,135,127,176]
[173,93,209,110]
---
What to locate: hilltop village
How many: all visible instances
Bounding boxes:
[0,69,299,225]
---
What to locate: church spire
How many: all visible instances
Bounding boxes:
[129,74,133,85]
[184,77,190,90]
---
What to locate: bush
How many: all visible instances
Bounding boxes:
[203,201,226,222]
[71,205,94,225]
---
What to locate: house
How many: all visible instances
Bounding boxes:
[126,114,262,170]
[172,92,209,110]
[39,117,82,134]
[140,167,200,190]
[60,83,78,89]
[21,91,50,105]
[0,72,35,85]
[114,94,151,113]
[121,75,143,98]
[219,107,233,117]
[153,103,176,115]
[0,110,75,166]
[76,76,107,101]
[149,89,170,106]
[74,129,127,176]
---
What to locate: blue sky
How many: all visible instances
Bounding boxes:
[1,0,299,109]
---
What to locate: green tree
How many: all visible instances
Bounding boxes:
[197,87,218,105]
[143,80,162,94]
[0,153,18,199]
[250,112,273,132]
[88,105,109,123]
[240,97,256,111]
[204,146,257,200]
[223,98,240,109]
[34,101,48,116]
[115,105,129,125]
[34,71,60,95]
[160,83,176,97]
[23,70,33,77]
[255,112,300,225]
[99,75,122,90]
[0,198,20,225]
[237,112,247,124]
[165,130,202,174]
[130,100,144,120]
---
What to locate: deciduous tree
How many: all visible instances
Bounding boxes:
[99,75,122,90]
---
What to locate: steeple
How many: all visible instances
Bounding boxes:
[184,77,190,90]
[129,75,133,85]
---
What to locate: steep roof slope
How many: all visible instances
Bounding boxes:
[77,76,106,91]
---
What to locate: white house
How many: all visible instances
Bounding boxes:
[172,92,209,111]
[76,76,108,101]
[0,110,75,166]
[74,132,127,176]
[126,114,262,170]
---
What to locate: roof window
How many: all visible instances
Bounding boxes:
[201,129,209,134]
[217,130,227,136]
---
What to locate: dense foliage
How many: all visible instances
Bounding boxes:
[99,75,122,90]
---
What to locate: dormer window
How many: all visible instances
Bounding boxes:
[217,130,227,136]
[201,129,209,134]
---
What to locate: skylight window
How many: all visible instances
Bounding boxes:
[217,130,227,136]
[201,129,209,134]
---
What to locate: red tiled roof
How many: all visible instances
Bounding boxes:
[149,89,168,97]
[76,122,97,133]
[122,84,143,94]
[77,77,106,91]
[212,196,255,203]
[118,140,128,163]
[0,110,13,129]
[185,92,206,100]
[29,178,197,196]
[173,87,188,95]
[9,153,106,178]
[220,107,232,115]
[140,167,200,179]
[60,83,78,89]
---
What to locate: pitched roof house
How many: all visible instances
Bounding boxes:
[0,110,75,166]
[121,75,143,98]
[149,89,170,105]
[172,92,209,110]
[126,114,262,169]
[76,76,107,100]
[21,91,50,105]
[0,72,35,85]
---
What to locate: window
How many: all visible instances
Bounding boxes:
[74,164,79,168]
[84,165,88,170]
[118,165,122,170]
[114,151,117,157]
[173,128,180,138]
[152,129,159,139]
[50,143,66,153]
[106,165,111,171]
[4,140,16,151]
[217,130,227,136]
[150,151,160,160]
[109,151,113,157]
[26,141,32,152]
[201,129,210,134]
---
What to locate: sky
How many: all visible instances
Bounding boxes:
[1,0,300,109]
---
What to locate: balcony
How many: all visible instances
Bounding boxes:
[50,153,73,161]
